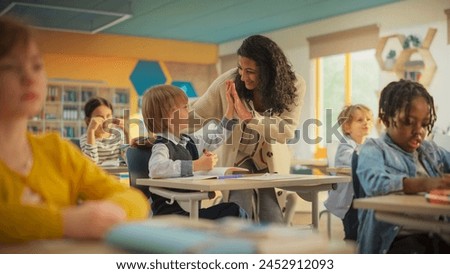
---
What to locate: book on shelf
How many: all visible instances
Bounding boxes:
[425,189,450,205]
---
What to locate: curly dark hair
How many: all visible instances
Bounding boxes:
[234,35,298,115]
[378,79,436,134]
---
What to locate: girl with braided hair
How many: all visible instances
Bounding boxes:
[356,79,450,253]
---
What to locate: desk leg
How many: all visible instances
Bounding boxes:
[189,200,199,220]
[311,191,319,230]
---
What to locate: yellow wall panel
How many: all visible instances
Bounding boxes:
[35,30,218,64]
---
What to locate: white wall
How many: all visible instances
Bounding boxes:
[219,0,450,159]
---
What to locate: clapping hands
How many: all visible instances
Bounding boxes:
[225,80,253,121]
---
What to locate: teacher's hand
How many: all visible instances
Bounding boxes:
[226,80,253,121]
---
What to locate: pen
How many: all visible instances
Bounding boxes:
[217,174,244,179]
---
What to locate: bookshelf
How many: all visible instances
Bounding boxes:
[393,28,437,87]
[375,34,405,72]
[28,80,130,138]
[376,28,437,87]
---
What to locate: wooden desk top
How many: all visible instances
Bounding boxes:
[137,174,351,192]
[102,166,128,174]
[292,158,328,167]
[325,167,351,175]
[0,216,355,254]
[354,194,450,216]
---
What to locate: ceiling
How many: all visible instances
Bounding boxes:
[0,0,401,44]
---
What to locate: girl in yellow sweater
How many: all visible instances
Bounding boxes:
[0,16,149,243]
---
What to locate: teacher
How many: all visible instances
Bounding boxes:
[189,35,306,223]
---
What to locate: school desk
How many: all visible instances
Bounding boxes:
[353,194,450,235]
[137,174,351,229]
[325,167,351,175]
[101,166,128,175]
[0,216,356,254]
[292,158,328,174]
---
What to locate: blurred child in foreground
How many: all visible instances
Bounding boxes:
[0,16,149,243]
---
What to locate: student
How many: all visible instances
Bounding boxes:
[142,84,247,219]
[188,35,306,223]
[324,104,373,241]
[0,16,149,243]
[356,79,450,253]
[80,97,127,165]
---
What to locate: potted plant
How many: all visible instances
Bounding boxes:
[403,35,421,49]
[384,49,396,70]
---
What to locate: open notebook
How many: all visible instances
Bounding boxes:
[192,167,249,179]
[157,167,249,180]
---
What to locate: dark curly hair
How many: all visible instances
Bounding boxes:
[234,35,298,115]
[378,79,436,134]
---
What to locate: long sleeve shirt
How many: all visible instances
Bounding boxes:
[80,128,125,164]
[356,133,450,253]
[0,133,149,243]
[148,117,238,178]
[324,136,359,219]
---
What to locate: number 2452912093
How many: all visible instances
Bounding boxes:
[258,259,333,270]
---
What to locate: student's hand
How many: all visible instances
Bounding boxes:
[87,117,105,133]
[226,80,253,121]
[62,201,126,240]
[102,118,124,132]
[430,174,450,189]
[403,175,450,194]
[113,118,125,130]
[193,152,218,171]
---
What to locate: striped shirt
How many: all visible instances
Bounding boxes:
[80,129,125,165]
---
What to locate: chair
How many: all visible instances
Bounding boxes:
[125,146,153,199]
[319,140,341,238]
[69,138,81,149]
[125,146,215,218]
[351,151,365,199]
[346,150,364,241]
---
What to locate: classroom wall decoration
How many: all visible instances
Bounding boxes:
[129,61,167,96]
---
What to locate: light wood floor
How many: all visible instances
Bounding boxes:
[291,211,345,241]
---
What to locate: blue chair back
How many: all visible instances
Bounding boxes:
[69,138,81,149]
[126,146,153,199]
[351,151,366,199]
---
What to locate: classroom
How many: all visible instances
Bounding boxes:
[0,0,449,259]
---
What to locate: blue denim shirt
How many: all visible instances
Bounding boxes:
[356,133,450,254]
[324,136,358,219]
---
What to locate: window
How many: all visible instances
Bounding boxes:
[314,49,379,157]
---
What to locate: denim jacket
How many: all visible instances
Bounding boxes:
[324,136,358,219]
[356,133,450,254]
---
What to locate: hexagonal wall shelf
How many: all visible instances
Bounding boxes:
[394,48,436,87]
[172,81,197,98]
[375,34,405,71]
[393,28,437,87]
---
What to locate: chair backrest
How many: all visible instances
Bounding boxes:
[351,151,366,199]
[126,146,153,199]
[69,138,81,149]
